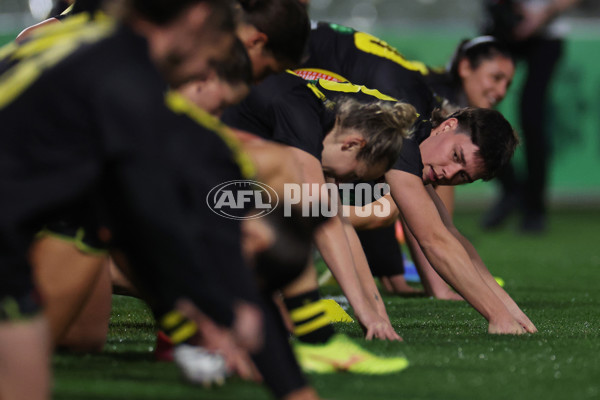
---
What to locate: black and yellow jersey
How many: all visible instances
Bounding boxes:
[222,70,397,161]
[300,22,438,118]
[298,22,443,179]
[0,23,256,326]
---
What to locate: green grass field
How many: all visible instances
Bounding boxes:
[52,208,600,400]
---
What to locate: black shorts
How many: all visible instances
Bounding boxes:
[38,218,108,255]
[357,224,404,277]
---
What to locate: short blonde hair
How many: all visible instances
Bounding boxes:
[335,98,417,169]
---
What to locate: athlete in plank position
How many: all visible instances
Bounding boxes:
[295,23,535,334]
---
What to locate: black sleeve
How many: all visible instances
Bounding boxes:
[391,137,423,177]
[269,89,325,160]
[222,78,325,161]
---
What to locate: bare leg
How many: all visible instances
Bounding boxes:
[0,316,51,400]
[58,258,112,351]
[30,236,109,350]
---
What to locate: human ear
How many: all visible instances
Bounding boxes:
[432,118,458,136]
[458,58,473,79]
[442,117,458,132]
[244,29,268,52]
[341,137,366,151]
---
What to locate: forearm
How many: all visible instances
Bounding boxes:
[419,229,511,321]
[343,194,398,230]
[402,219,458,299]
[342,220,389,320]
[386,173,511,322]
[314,216,373,318]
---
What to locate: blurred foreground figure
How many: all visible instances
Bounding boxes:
[481,0,581,233]
[0,1,264,399]
[1,0,326,397]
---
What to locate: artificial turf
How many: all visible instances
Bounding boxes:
[52,208,600,400]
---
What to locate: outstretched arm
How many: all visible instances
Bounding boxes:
[289,147,400,340]
[340,216,400,338]
[386,169,526,334]
[426,185,536,332]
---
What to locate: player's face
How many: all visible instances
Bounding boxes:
[419,120,484,186]
[460,55,514,109]
[179,77,249,117]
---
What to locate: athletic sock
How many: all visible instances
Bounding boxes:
[159,310,198,345]
[283,289,335,344]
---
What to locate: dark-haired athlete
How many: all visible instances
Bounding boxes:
[235,0,310,81]
[297,22,536,335]
[481,0,580,232]
[348,36,516,297]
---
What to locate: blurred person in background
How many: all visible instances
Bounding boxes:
[481,0,581,233]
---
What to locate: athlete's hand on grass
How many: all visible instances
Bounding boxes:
[500,301,538,334]
[197,313,263,382]
[511,309,537,333]
[359,311,402,341]
[488,316,527,335]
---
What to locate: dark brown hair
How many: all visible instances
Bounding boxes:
[238,0,310,67]
[431,107,518,181]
